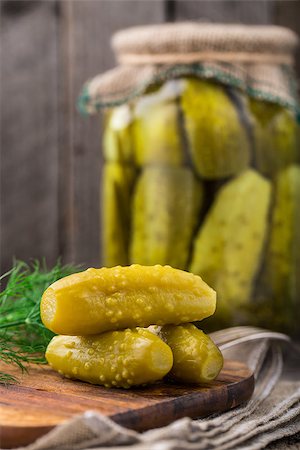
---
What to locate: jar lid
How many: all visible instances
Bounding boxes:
[78,22,299,115]
[113,22,298,65]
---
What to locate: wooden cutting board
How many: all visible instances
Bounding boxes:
[0,360,254,449]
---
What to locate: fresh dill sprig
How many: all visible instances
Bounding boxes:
[0,260,80,384]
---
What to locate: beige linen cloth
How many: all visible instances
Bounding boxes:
[14,327,300,450]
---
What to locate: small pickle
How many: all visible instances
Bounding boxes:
[133,81,184,166]
[130,166,203,269]
[41,264,216,335]
[46,329,173,388]
[103,105,134,163]
[256,165,300,333]
[181,79,250,179]
[249,99,299,177]
[190,169,271,325]
[158,324,223,384]
[101,162,135,267]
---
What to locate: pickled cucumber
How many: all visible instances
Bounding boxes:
[41,264,216,335]
[158,324,223,384]
[258,165,300,331]
[190,170,271,324]
[133,81,184,166]
[181,79,250,179]
[250,99,299,176]
[46,329,173,388]
[130,167,203,269]
[103,105,134,163]
[102,162,135,267]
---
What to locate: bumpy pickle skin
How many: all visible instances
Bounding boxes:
[103,105,135,163]
[133,81,185,167]
[256,165,300,332]
[190,170,271,326]
[181,79,250,179]
[46,329,173,388]
[101,162,136,267]
[41,264,216,335]
[158,324,223,384]
[249,99,299,177]
[130,167,203,269]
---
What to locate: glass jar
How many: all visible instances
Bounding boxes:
[80,23,300,335]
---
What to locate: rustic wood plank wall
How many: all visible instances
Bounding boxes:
[1,0,300,273]
[1,1,60,272]
[61,0,165,267]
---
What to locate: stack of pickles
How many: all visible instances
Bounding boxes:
[102,78,300,334]
[41,265,223,388]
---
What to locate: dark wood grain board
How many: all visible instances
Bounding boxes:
[0,359,254,449]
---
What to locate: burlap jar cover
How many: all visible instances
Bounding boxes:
[78,22,299,114]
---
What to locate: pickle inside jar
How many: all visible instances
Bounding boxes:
[180,78,251,179]
[249,99,299,177]
[133,81,185,167]
[190,169,271,328]
[254,164,300,333]
[103,104,135,163]
[101,162,136,267]
[130,166,203,269]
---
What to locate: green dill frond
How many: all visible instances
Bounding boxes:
[0,259,80,384]
[0,371,19,385]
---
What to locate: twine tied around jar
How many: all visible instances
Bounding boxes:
[117,51,294,65]
[78,22,299,114]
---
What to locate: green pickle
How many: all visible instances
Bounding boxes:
[133,81,184,166]
[190,169,271,326]
[256,165,300,332]
[46,329,173,388]
[250,99,299,177]
[41,264,216,335]
[158,324,223,384]
[103,105,134,163]
[130,166,203,269]
[102,162,135,267]
[181,79,250,179]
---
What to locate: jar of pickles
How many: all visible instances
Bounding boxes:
[79,23,300,335]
